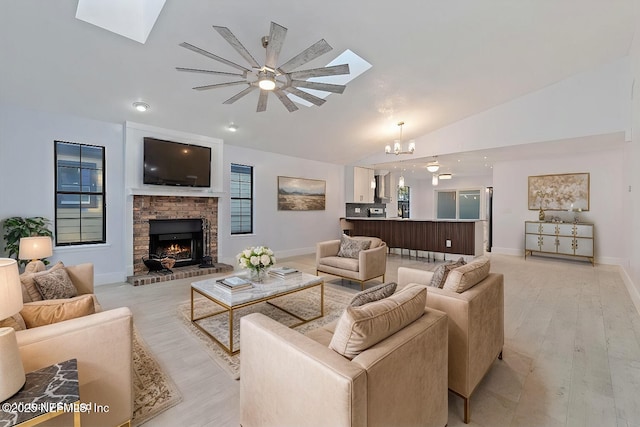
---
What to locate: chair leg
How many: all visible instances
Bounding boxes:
[463,396,470,424]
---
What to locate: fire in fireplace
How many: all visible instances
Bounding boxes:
[148,219,204,269]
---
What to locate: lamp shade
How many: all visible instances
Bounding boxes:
[0,258,22,319]
[18,236,53,261]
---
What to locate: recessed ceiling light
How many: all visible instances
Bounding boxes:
[228,123,238,132]
[133,101,150,112]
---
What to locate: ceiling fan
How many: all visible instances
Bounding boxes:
[177,22,351,112]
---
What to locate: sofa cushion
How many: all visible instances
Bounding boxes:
[337,235,372,258]
[20,294,95,328]
[349,282,397,307]
[20,261,65,302]
[443,256,491,293]
[329,284,427,359]
[430,257,466,288]
[319,256,359,272]
[0,313,26,331]
[33,268,77,300]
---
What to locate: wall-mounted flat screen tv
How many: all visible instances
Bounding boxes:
[143,137,211,187]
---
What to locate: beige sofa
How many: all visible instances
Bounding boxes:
[316,236,387,290]
[15,263,133,427]
[239,292,449,427]
[398,262,504,424]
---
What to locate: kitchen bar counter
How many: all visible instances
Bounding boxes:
[343,217,485,256]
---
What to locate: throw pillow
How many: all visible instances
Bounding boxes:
[20,294,95,328]
[0,314,26,331]
[329,284,426,359]
[443,256,490,293]
[33,268,77,300]
[20,261,65,302]
[429,257,466,288]
[337,235,371,259]
[348,282,397,307]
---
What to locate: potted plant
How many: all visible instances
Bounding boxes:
[2,216,53,267]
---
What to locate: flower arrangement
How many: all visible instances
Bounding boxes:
[237,246,276,279]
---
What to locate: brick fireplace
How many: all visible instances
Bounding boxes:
[132,195,218,275]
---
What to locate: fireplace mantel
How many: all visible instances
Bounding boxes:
[127,187,226,198]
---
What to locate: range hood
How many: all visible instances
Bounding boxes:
[374,172,391,202]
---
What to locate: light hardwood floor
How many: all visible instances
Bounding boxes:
[95,253,640,427]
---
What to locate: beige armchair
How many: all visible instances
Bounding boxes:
[14,263,133,427]
[398,264,504,424]
[240,306,449,427]
[316,236,387,290]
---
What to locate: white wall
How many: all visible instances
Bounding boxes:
[492,147,627,265]
[0,103,126,284]
[219,145,345,265]
[623,3,640,312]
[0,105,347,283]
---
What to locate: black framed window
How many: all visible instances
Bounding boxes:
[55,141,106,245]
[230,164,253,234]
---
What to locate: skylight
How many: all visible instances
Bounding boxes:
[75,0,166,44]
[287,49,372,107]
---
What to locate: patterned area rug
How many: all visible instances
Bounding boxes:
[177,283,357,379]
[132,328,183,426]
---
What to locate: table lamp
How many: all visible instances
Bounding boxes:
[18,236,53,271]
[0,258,26,401]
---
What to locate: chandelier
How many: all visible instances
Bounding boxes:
[385,122,415,155]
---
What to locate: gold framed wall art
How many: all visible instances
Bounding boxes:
[277,176,326,211]
[528,173,590,211]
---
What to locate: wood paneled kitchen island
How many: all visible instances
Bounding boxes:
[344,218,485,257]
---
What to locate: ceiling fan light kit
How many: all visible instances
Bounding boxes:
[177,22,350,112]
[426,157,440,173]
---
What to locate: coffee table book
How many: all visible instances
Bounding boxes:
[215,276,253,293]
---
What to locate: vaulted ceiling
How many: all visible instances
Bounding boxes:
[0,0,634,174]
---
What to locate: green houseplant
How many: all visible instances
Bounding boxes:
[2,216,53,267]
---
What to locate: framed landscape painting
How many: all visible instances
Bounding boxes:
[528,172,590,211]
[277,176,326,211]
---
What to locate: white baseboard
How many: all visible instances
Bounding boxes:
[95,271,128,286]
[619,266,640,316]
[490,247,523,257]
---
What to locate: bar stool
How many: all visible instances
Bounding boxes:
[340,218,354,236]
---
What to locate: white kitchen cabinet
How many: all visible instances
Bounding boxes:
[353,167,374,203]
[524,221,594,265]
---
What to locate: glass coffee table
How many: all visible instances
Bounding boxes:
[191,272,324,355]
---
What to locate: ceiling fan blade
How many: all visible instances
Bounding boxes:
[179,42,252,73]
[288,64,350,80]
[223,85,257,104]
[291,80,346,94]
[284,87,326,106]
[176,67,246,77]
[278,39,332,73]
[212,25,261,69]
[265,22,287,69]
[256,90,269,112]
[193,81,249,91]
[273,88,299,112]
